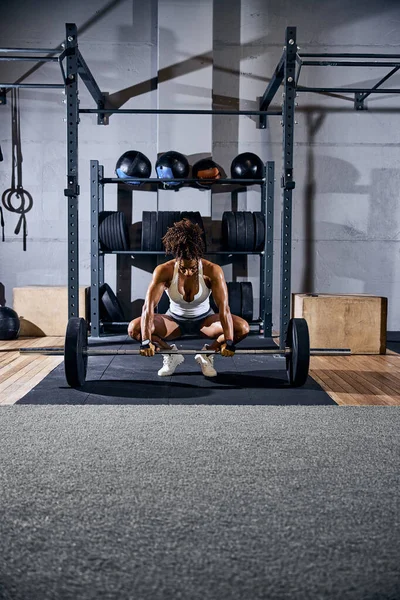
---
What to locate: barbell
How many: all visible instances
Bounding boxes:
[18,317,350,389]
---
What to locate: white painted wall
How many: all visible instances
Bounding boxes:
[0,0,399,329]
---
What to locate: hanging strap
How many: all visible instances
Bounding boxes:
[1,88,33,251]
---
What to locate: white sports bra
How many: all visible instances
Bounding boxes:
[166,260,211,318]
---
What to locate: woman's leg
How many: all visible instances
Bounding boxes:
[199,314,250,351]
[128,314,182,349]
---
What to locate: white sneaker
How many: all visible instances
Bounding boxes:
[157,344,184,377]
[195,346,217,377]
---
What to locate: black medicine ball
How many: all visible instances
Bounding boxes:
[156,151,190,187]
[115,150,152,184]
[230,152,264,180]
[0,306,20,340]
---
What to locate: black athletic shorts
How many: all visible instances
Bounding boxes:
[165,308,215,336]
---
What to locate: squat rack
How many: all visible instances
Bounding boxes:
[2,24,400,346]
[259,26,400,347]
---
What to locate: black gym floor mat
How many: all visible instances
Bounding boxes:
[18,335,335,406]
[387,331,400,354]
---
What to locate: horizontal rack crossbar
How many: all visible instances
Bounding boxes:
[0,56,59,62]
[301,61,400,67]
[299,52,400,59]
[0,83,64,88]
[0,47,61,53]
[80,108,282,116]
[297,86,400,93]
[101,177,265,184]
[101,251,264,255]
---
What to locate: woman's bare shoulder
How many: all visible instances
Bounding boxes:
[201,259,223,278]
[153,260,175,283]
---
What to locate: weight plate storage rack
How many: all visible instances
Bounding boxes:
[89,160,275,339]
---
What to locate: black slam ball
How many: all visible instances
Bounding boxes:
[230,152,264,180]
[0,306,20,340]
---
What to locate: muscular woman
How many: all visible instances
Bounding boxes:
[128,218,249,377]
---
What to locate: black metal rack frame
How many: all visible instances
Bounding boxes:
[90,161,275,338]
[259,26,400,348]
[2,24,399,346]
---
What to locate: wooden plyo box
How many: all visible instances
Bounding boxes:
[292,294,387,354]
[13,286,87,337]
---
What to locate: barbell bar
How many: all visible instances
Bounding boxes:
[15,317,350,389]
[19,347,350,356]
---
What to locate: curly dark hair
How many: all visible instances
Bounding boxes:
[162,218,205,260]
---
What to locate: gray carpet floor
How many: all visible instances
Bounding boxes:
[0,406,399,600]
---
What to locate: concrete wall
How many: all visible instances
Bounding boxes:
[0,0,399,329]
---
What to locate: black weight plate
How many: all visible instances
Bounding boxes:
[156,211,164,251]
[235,212,246,251]
[141,211,151,250]
[111,212,120,250]
[162,210,170,249]
[113,211,129,250]
[222,212,236,250]
[157,291,170,314]
[166,211,173,232]
[64,317,88,388]
[241,282,253,322]
[244,211,255,251]
[166,211,176,235]
[227,282,241,317]
[150,211,157,251]
[253,212,265,251]
[286,318,310,387]
[99,210,114,250]
[116,211,130,251]
[99,211,129,251]
[101,283,125,322]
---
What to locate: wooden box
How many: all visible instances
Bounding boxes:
[292,294,387,354]
[13,286,87,337]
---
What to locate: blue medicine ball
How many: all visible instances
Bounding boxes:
[156,151,189,188]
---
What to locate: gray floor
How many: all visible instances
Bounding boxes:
[0,406,399,600]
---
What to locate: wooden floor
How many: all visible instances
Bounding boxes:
[1,337,399,406]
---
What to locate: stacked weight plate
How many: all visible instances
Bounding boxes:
[99,211,130,251]
[156,211,181,251]
[141,211,206,251]
[222,211,265,251]
[141,211,158,251]
[210,282,253,322]
[85,283,126,328]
